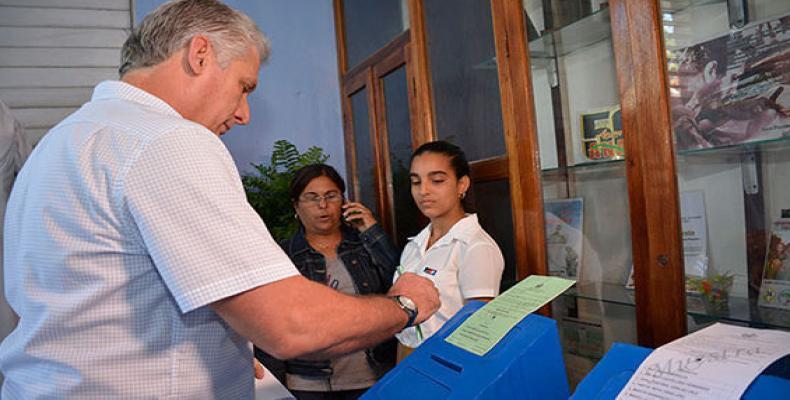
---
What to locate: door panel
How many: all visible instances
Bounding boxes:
[380,65,423,247]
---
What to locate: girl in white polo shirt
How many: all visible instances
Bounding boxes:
[395,141,504,356]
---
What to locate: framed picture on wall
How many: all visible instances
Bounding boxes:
[545,198,584,279]
[668,15,790,151]
[759,219,790,310]
[579,106,624,162]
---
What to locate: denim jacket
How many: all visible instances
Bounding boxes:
[255,223,400,382]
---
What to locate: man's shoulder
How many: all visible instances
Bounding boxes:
[39,99,226,176]
[74,80,213,140]
[85,98,208,140]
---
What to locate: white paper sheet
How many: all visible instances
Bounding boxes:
[254,365,295,400]
[680,190,708,277]
[617,323,790,400]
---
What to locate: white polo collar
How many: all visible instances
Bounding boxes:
[91,80,183,119]
[409,214,479,250]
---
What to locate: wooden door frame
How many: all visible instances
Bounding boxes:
[339,69,369,219]
[371,44,410,241]
[337,29,412,237]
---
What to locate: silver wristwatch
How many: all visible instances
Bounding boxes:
[392,295,418,330]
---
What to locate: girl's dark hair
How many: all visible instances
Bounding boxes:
[289,164,346,203]
[411,140,475,212]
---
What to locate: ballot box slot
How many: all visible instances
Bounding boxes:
[430,354,463,373]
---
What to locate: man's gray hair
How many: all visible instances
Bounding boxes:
[119,0,270,76]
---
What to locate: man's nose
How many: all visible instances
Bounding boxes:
[234,95,251,125]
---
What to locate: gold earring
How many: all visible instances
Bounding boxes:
[460,192,466,199]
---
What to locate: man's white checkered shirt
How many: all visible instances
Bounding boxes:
[0,81,299,399]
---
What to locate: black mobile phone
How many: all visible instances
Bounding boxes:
[341,199,352,227]
[342,199,363,226]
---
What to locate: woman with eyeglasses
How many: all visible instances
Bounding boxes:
[257,163,399,400]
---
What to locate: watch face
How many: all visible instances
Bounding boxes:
[400,295,416,310]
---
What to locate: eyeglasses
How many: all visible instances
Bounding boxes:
[300,192,343,207]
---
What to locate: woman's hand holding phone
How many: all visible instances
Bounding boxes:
[342,201,376,232]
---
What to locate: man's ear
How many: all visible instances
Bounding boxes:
[185,35,212,75]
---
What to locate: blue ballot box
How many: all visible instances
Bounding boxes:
[362,301,569,400]
[572,342,790,399]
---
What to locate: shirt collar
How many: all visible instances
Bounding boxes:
[290,224,361,256]
[409,213,479,249]
[91,80,183,119]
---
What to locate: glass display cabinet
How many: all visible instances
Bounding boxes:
[660,0,790,329]
[523,0,790,387]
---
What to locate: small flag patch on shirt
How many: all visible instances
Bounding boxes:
[422,266,437,276]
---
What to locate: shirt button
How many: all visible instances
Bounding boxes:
[352,260,358,265]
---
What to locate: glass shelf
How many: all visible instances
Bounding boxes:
[542,157,625,176]
[530,7,612,60]
[540,129,790,175]
[677,134,790,158]
[560,281,790,331]
[686,295,790,331]
[475,6,613,70]
[660,0,722,13]
[562,281,637,308]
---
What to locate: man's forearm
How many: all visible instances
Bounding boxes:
[294,295,406,360]
[213,276,407,360]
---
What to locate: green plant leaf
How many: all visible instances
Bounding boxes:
[242,140,330,242]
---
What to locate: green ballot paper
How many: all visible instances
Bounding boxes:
[445,275,576,356]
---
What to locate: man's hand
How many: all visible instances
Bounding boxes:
[387,273,440,325]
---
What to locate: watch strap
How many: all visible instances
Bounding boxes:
[392,295,418,330]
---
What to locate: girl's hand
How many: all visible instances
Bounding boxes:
[342,202,376,232]
[254,359,265,380]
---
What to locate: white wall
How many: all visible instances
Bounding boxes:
[135,0,346,177]
[0,0,131,144]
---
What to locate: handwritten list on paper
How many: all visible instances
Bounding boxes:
[445,275,575,356]
[617,323,790,400]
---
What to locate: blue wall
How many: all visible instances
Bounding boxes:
[134,0,346,176]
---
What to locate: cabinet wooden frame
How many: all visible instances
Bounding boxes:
[469,156,509,183]
[489,0,549,283]
[487,0,687,344]
[609,0,686,347]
